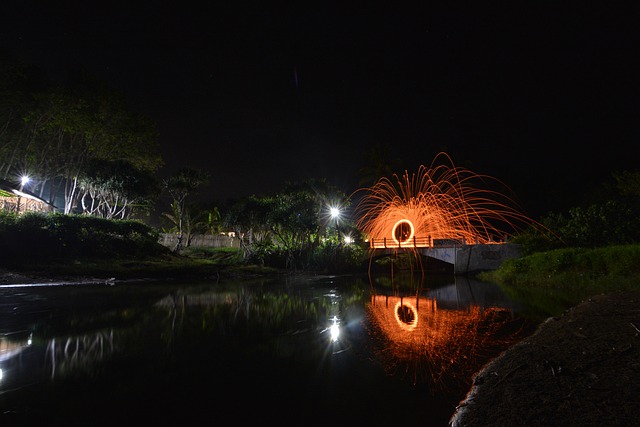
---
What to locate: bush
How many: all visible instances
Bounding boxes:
[0,212,168,265]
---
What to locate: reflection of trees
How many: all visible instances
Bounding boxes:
[152,285,366,361]
[367,294,530,394]
[156,288,325,335]
[44,330,115,379]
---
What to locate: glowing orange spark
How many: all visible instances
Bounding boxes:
[368,293,529,389]
[355,152,536,248]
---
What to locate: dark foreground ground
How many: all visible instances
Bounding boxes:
[450,290,640,426]
[2,270,638,426]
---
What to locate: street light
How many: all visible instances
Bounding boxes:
[329,206,340,219]
[20,175,30,191]
[16,175,30,214]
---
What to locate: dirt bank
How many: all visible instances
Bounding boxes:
[450,291,640,426]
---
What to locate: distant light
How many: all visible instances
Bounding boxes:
[330,322,340,342]
[329,207,340,218]
[343,235,354,245]
[330,324,340,341]
[21,175,30,186]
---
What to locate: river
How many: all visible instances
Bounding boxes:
[0,273,539,425]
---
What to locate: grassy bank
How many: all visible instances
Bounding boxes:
[477,243,640,319]
[0,213,286,282]
[1,246,282,283]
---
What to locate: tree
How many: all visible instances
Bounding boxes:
[223,179,351,269]
[223,195,273,263]
[79,158,159,219]
[0,52,47,182]
[162,167,209,253]
[613,170,640,199]
[0,63,163,213]
[202,206,222,235]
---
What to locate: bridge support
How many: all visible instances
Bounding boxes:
[451,243,521,275]
[373,243,522,275]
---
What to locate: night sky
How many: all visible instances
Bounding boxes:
[2,2,639,218]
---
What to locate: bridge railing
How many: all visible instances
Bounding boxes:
[369,237,467,249]
[369,237,431,248]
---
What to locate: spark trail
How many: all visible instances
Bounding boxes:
[355,152,537,248]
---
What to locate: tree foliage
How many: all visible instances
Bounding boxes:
[0,55,163,217]
[0,211,168,264]
[223,178,360,270]
[162,167,210,253]
[79,158,159,219]
[514,170,640,253]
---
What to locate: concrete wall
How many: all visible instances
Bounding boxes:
[159,233,239,249]
[454,244,522,275]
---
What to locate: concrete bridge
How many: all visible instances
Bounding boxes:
[369,238,522,275]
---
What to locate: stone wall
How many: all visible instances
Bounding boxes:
[158,233,239,249]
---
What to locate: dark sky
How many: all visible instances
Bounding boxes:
[2,2,639,218]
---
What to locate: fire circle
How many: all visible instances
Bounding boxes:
[391,219,414,245]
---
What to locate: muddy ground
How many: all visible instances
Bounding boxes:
[450,291,640,426]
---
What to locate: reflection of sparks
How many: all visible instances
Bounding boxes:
[394,301,418,331]
[355,152,537,248]
[368,294,531,392]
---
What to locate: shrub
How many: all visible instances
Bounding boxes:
[0,212,168,265]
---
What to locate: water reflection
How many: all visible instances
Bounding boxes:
[1,330,116,395]
[367,275,534,394]
[0,276,536,425]
[0,333,32,388]
[45,331,115,379]
[150,280,361,364]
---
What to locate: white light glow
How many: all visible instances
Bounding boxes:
[330,207,340,218]
[330,323,340,342]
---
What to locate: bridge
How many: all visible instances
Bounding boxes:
[369,237,522,275]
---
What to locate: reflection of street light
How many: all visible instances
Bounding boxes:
[329,316,340,342]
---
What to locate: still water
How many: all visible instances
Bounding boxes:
[0,274,538,426]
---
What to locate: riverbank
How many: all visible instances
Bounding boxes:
[0,255,283,287]
[450,290,640,426]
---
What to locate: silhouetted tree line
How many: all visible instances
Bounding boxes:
[514,170,640,254]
